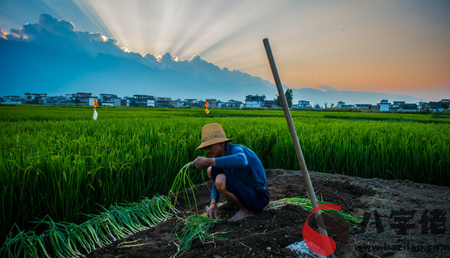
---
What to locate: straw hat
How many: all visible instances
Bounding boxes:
[196,123,234,150]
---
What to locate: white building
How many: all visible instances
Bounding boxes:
[170,99,183,108]
[25,93,47,101]
[379,99,390,111]
[156,97,171,107]
[89,97,98,106]
[65,94,75,100]
[127,95,156,107]
[245,95,266,108]
[184,99,197,105]
[100,94,121,107]
[298,100,311,109]
[337,101,355,108]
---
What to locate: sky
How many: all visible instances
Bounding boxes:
[1,0,449,101]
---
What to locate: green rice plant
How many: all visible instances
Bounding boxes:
[266,196,361,226]
[1,106,449,246]
[168,162,227,257]
[169,162,200,214]
[172,215,224,257]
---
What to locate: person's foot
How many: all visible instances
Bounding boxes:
[228,209,254,222]
[217,201,238,210]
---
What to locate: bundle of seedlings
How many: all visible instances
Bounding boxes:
[168,161,199,214]
[168,162,225,257]
[266,196,361,225]
[171,215,226,257]
[1,196,177,258]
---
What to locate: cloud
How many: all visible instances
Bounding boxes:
[3,14,275,90]
[2,14,280,99]
[5,14,128,57]
[0,27,7,39]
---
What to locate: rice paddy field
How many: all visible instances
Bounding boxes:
[1,105,449,251]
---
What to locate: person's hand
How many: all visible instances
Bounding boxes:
[193,156,214,170]
[206,200,218,219]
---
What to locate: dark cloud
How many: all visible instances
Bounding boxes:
[159,52,175,66]
[5,14,125,57]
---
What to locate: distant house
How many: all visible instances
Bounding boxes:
[355,104,371,109]
[418,99,448,111]
[440,99,450,110]
[65,94,75,100]
[402,103,418,112]
[156,97,171,107]
[100,94,121,106]
[33,93,47,100]
[206,99,217,108]
[127,94,156,107]
[226,99,244,108]
[198,100,206,108]
[337,101,354,108]
[418,101,429,110]
[379,99,390,111]
[183,99,197,106]
[4,95,21,101]
[3,95,24,104]
[76,92,92,101]
[89,97,98,106]
[245,95,266,108]
[429,102,445,112]
[25,93,47,101]
[263,100,277,108]
[45,96,61,105]
[170,99,183,108]
[392,101,405,109]
[100,94,117,102]
[68,92,92,105]
[298,100,311,109]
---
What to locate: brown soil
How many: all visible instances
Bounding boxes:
[86,169,450,258]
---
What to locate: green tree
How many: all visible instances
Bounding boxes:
[274,88,293,108]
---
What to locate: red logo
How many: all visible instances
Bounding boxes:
[302,202,350,256]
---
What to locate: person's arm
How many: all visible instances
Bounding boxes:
[206,185,220,218]
[193,156,215,170]
[210,184,221,202]
[214,146,248,169]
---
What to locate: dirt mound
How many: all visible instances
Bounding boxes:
[87,169,450,258]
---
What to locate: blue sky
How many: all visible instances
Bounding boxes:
[1,0,449,101]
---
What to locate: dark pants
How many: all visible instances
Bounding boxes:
[211,167,269,212]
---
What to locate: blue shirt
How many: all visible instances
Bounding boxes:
[210,143,267,201]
